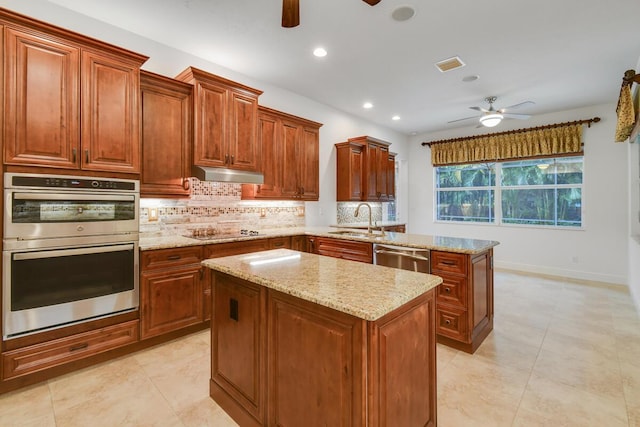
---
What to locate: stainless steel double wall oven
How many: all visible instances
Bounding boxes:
[3,173,140,339]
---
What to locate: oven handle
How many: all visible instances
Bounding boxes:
[12,243,135,260]
[12,193,135,202]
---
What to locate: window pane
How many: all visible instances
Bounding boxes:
[502,159,555,186]
[557,188,582,226]
[436,164,495,188]
[436,190,494,222]
[502,189,556,225]
[553,158,583,184]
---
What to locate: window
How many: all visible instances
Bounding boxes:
[435,156,583,228]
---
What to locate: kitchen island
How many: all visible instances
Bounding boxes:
[202,249,442,427]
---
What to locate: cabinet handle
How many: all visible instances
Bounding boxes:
[230,298,239,322]
[225,154,230,164]
[69,342,89,352]
[72,148,77,163]
[441,260,456,266]
[199,268,204,280]
[230,155,234,165]
[167,255,181,260]
[84,149,89,163]
[444,287,451,293]
[300,186,304,195]
[183,178,190,191]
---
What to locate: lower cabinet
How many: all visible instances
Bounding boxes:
[2,320,139,379]
[210,272,437,427]
[140,246,204,339]
[308,236,373,263]
[431,249,493,353]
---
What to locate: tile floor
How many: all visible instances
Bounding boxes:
[0,270,639,426]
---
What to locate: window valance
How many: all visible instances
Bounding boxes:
[422,117,600,166]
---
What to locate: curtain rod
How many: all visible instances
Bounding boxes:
[421,117,601,147]
[622,69,640,87]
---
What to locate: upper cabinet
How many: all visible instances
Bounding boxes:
[242,106,322,201]
[175,67,262,172]
[2,11,148,173]
[140,71,193,198]
[335,136,395,202]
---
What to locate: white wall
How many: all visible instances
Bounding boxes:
[0,0,410,228]
[628,56,640,310]
[407,104,629,285]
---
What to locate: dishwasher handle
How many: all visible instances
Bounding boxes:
[374,248,430,262]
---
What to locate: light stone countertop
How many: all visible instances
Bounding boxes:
[140,226,499,254]
[202,248,443,321]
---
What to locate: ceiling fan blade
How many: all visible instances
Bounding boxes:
[282,0,300,28]
[448,115,479,124]
[470,106,489,113]
[362,0,381,5]
[502,113,531,120]
[498,101,535,112]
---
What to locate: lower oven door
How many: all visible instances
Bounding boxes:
[3,241,139,339]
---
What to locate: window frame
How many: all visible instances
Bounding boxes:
[434,156,585,230]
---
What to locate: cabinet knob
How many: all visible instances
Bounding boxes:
[225,154,230,164]
[230,155,234,165]
[445,319,451,325]
[183,178,190,191]
[444,287,451,293]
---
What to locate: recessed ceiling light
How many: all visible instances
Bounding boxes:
[391,6,416,22]
[313,47,327,57]
[392,115,401,121]
[363,102,373,109]
[462,74,479,82]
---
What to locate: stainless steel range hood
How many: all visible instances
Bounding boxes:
[191,166,264,184]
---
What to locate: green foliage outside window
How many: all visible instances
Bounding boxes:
[435,157,583,227]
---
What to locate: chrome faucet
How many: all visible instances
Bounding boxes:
[354,202,373,234]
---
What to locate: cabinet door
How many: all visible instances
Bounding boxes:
[248,111,281,198]
[336,142,364,201]
[280,120,302,198]
[140,72,192,197]
[298,126,320,200]
[366,142,390,201]
[193,80,227,167]
[4,28,80,168]
[212,273,266,423]
[228,89,260,171]
[81,49,141,173]
[387,153,396,201]
[140,265,204,339]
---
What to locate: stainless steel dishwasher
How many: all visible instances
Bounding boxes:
[373,243,431,273]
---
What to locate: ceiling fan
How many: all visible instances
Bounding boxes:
[448,96,535,128]
[282,0,381,28]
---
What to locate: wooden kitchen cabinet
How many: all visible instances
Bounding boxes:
[175,67,262,172]
[242,106,322,201]
[2,12,147,173]
[140,246,204,339]
[335,135,395,202]
[309,236,373,263]
[431,249,494,353]
[140,70,193,197]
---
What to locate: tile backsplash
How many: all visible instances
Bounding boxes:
[140,178,305,236]
[336,202,396,224]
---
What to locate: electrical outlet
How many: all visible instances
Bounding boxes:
[148,207,158,222]
[260,208,266,218]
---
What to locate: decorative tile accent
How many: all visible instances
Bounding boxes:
[336,201,396,223]
[140,178,305,235]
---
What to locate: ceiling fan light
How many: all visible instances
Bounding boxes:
[479,113,503,127]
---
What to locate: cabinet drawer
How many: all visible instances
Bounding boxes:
[431,251,467,275]
[142,246,203,270]
[2,320,139,379]
[436,275,467,308]
[315,237,373,263]
[436,306,467,341]
[269,236,291,249]
[205,239,270,258]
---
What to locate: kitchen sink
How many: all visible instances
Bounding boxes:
[327,230,385,239]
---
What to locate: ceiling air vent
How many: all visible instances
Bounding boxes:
[435,56,465,73]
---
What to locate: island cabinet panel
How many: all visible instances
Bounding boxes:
[311,236,373,264]
[431,249,493,353]
[267,290,365,427]
[209,271,438,427]
[211,274,266,426]
[140,70,192,197]
[367,289,436,427]
[2,13,147,173]
[140,246,204,339]
[176,66,262,171]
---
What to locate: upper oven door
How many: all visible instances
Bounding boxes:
[4,190,139,240]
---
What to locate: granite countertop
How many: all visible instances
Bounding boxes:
[140,226,498,254]
[202,248,442,321]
